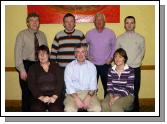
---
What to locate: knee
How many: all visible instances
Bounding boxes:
[64,105,78,112]
[111,105,123,112]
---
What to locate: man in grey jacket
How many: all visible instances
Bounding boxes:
[14,13,48,111]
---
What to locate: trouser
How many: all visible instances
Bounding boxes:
[95,64,111,97]
[102,94,134,112]
[30,98,64,112]
[19,60,36,112]
[132,67,141,112]
[64,91,101,112]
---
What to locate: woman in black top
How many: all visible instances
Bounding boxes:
[28,45,64,112]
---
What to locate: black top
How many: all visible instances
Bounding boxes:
[28,62,64,99]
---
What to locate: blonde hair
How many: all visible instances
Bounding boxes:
[94,13,106,22]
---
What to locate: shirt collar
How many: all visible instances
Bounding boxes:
[112,64,129,71]
[74,59,87,65]
[28,28,39,34]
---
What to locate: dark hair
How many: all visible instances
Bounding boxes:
[74,43,88,52]
[124,16,136,24]
[26,12,40,23]
[37,45,50,55]
[113,48,128,63]
[63,13,75,23]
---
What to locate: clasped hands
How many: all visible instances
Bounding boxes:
[38,95,58,104]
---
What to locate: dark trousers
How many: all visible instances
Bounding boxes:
[95,64,111,97]
[132,67,141,112]
[59,67,66,103]
[30,98,64,112]
[19,60,36,112]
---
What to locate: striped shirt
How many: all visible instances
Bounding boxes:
[107,64,135,97]
[50,29,85,67]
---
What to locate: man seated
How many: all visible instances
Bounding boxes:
[64,43,101,112]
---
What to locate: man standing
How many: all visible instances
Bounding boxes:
[50,13,85,68]
[14,13,48,111]
[116,16,145,112]
[50,13,85,101]
[64,44,101,112]
[86,13,116,97]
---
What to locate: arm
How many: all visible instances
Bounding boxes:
[64,65,76,95]
[107,33,116,64]
[14,32,26,73]
[134,37,145,65]
[41,31,48,46]
[83,64,97,108]
[125,68,135,96]
[50,36,59,62]
[107,69,114,95]
[14,32,27,80]
[52,64,65,98]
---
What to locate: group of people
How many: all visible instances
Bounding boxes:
[14,12,145,112]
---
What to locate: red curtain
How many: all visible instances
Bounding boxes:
[27,5,120,24]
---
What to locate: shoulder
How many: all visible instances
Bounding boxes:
[38,30,46,36]
[16,29,28,37]
[135,32,145,41]
[105,27,115,33]
[86,28,96,35]
[74,29,84,36]
[86,60,96,69]
[54,30,66,38]
[65,60,75,69]
[117,33,126,40]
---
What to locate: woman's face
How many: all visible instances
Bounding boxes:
[114,53,125,66]
[38,50,49,64]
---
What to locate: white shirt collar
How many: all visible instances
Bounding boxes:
[74,59,87,65]
[112,64,129,71]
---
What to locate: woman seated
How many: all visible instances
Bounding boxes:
[28,45,64,112]
[102,48,135,112]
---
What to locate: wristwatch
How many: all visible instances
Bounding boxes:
[88,91,95,97]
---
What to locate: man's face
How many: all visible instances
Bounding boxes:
[27,17,39,31]
[63,16,75,32]
[124,18,135,32]
[75,47,87,63]
[94,16,105,30]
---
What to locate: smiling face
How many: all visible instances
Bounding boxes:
[75,47,87,63]
[38,50,49,64]
[27,17,39,31]
[114,53,125,67]
[63,16,75,32]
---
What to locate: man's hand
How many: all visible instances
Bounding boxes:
[74,96,85,108]
[83,95,91,109]
[20,71,27,81]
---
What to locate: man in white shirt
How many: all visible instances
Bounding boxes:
[64,43,101,112]
[116,16,145,111]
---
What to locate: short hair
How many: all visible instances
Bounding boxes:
[26,12,40,23]
[124,16,136,24]
[74,43,88,52]
[113,48,128,63]
[94,13,106,22]
[37,45,50,55]
[63,13,75,23]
